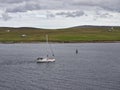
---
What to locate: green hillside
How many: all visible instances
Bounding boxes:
[0,26,120,43]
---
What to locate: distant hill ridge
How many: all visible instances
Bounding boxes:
[0,25,120,30]
[71,25,120,28]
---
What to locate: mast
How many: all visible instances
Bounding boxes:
[46,34,49,57]
[46,34,55,57]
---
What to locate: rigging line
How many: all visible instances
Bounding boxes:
[46,34,55,57]
[46,34,49,57]
[49,43,55,57]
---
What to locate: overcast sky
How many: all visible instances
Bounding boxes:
[0,0,120,29]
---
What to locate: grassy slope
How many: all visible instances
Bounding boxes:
[0,27,120,43]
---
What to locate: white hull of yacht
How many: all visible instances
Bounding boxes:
[36,58,55,63]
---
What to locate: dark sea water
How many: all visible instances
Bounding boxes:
[0,43,120,90]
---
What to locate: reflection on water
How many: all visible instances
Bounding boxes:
[0,43,120,90]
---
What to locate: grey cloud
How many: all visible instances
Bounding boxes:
[0,0,120,13]
[56,11,85,17]
[99,13,113,18]
[1,12,12,21]
[71,0,120,12]
[0,0,32,3]
[6,2,41,13]
[46,11,55,19]
[93,11,113,21]
[95,11,113,18]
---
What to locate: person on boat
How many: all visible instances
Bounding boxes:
[52,54,55,57]
[37,57,43,60]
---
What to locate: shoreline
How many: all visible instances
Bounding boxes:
[0,40,120,44]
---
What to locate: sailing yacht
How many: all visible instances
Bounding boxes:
[36,35,55,63]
